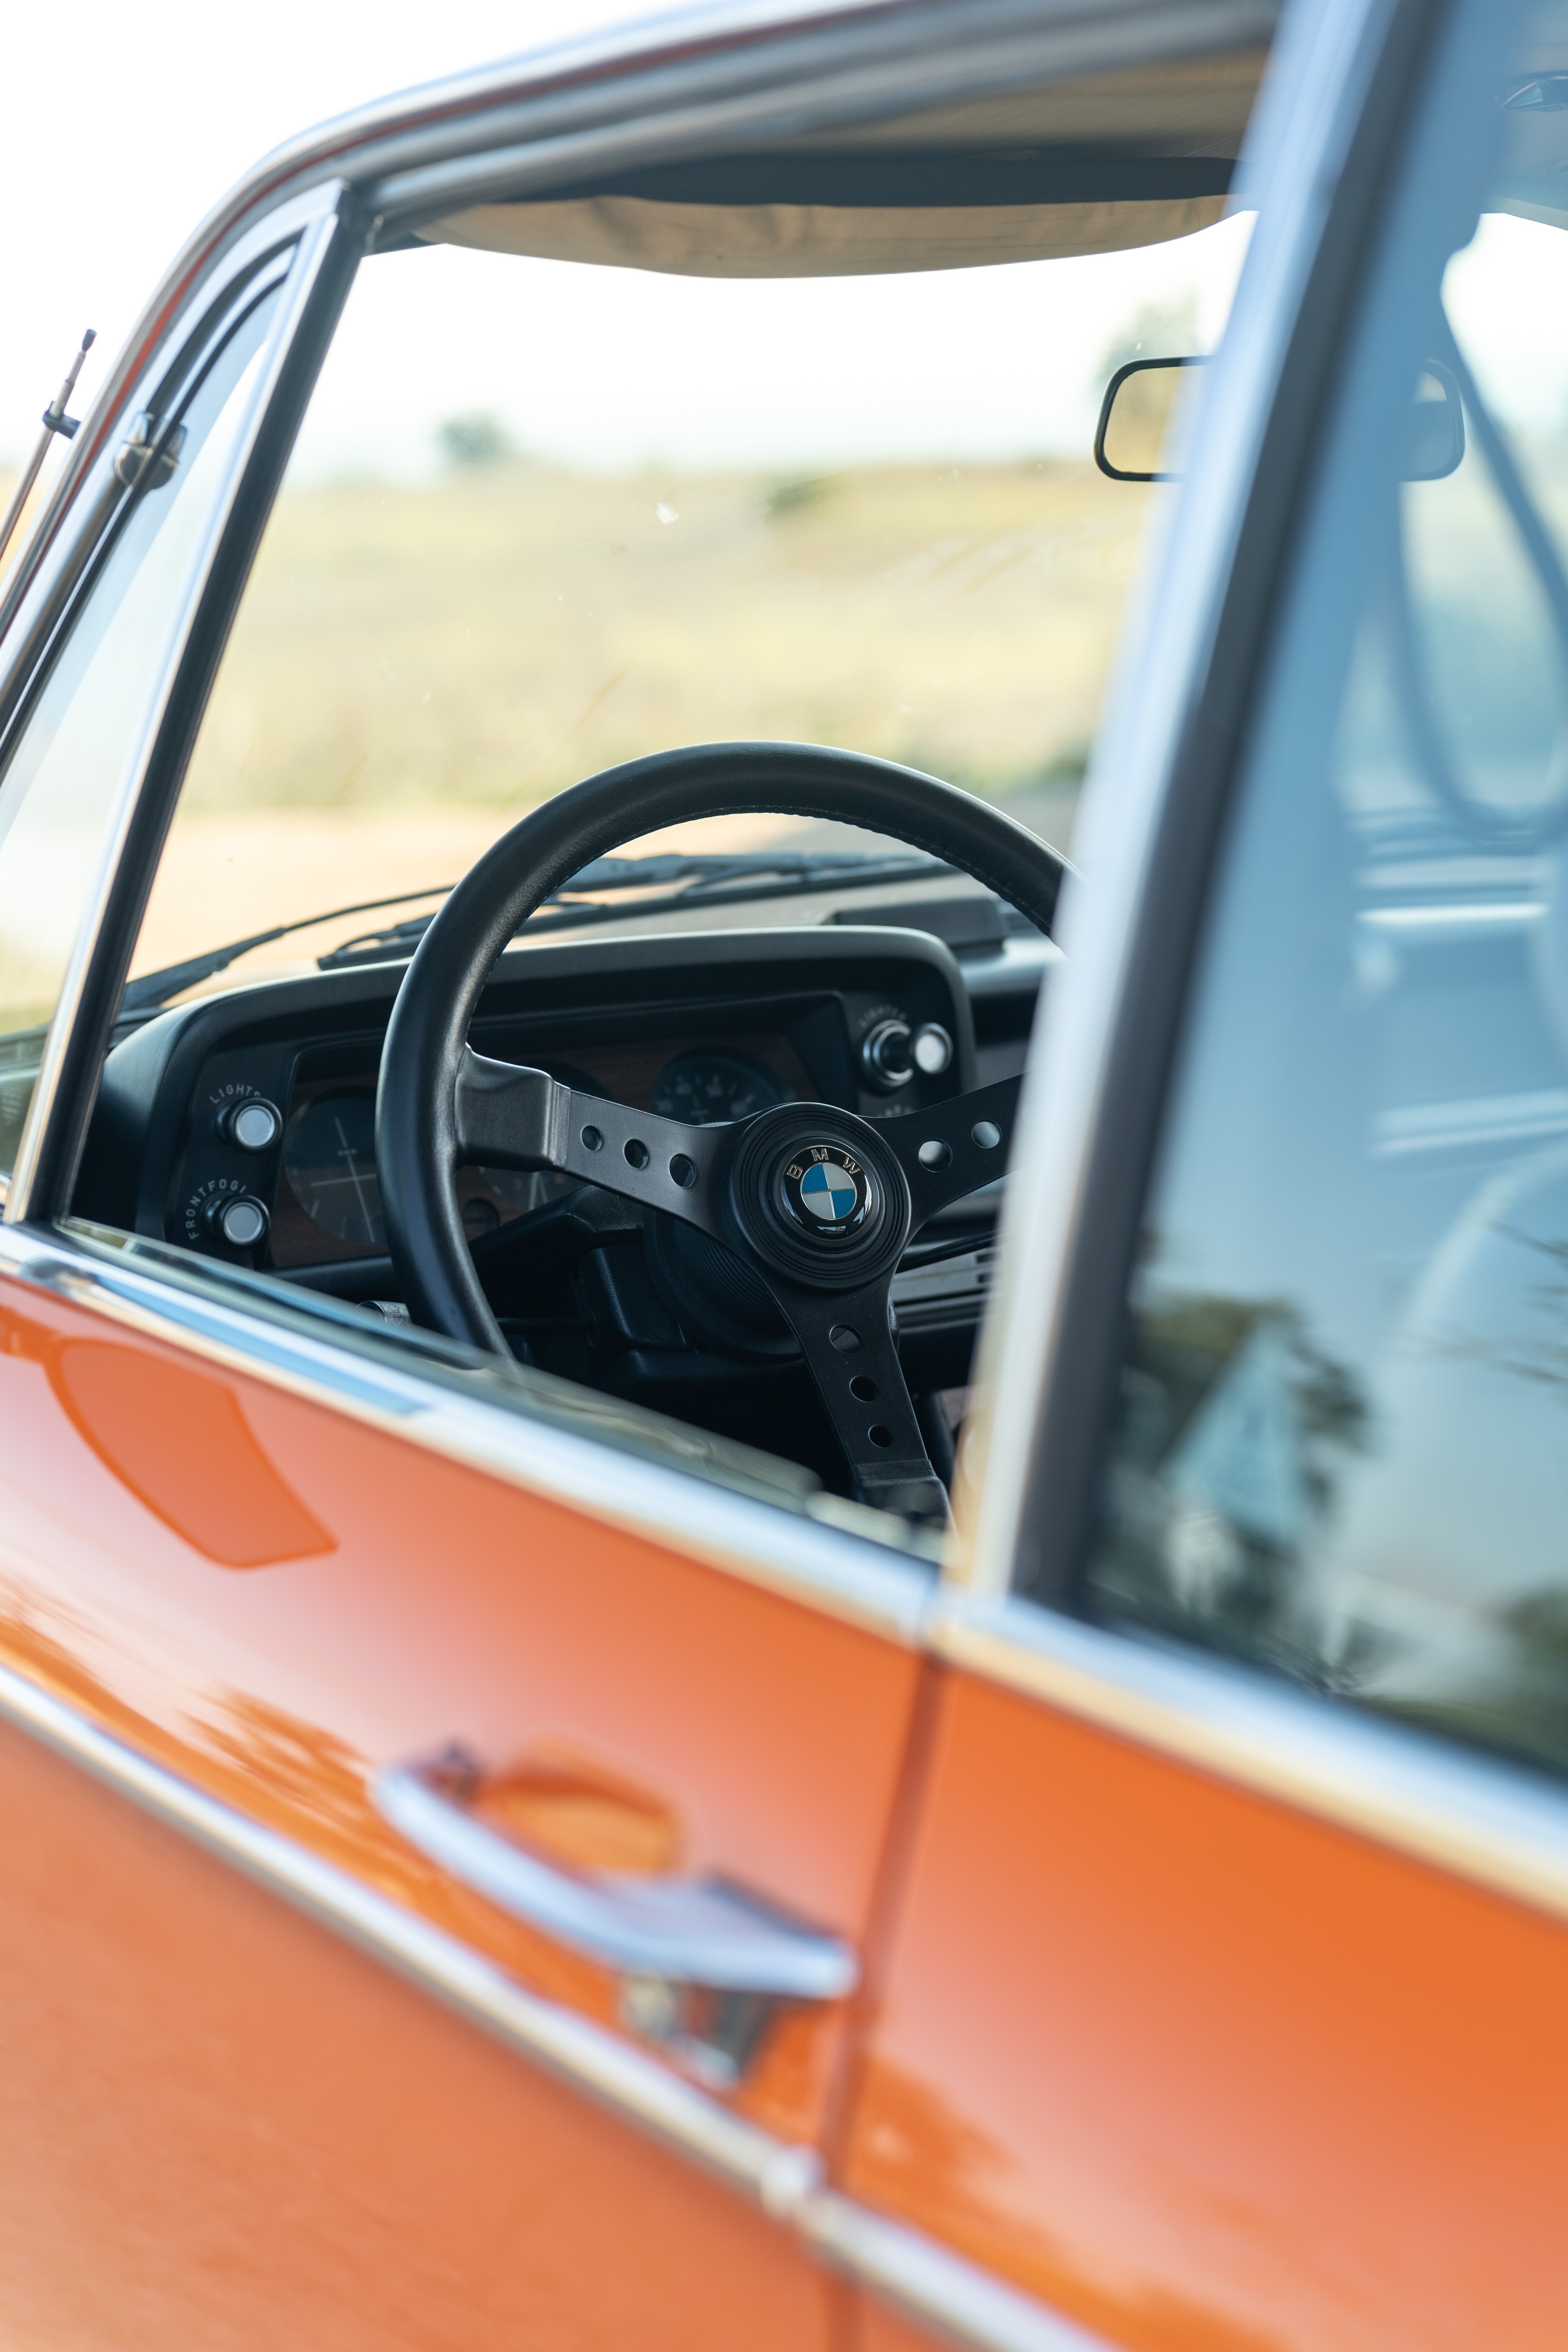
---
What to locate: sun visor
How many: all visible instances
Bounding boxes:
[417,190,1229,278]
[410,51,1264,281]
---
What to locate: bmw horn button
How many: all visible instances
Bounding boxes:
[779,1145,873,1237]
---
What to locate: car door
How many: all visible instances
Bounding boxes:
[0,1239,928,2346]
[835,1,1568,2348]
[0,149,931,2352]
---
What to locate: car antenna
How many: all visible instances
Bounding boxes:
[0,328,98,574]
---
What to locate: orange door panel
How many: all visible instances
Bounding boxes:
[0,1709,839,2350]
[844,1664,1568,2352]
[0,1269,923,2329]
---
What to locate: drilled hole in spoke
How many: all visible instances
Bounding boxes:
[918,1140,951,1171]
[971,1121,1002,1151]
[668,1153,697,1189]
[867,1425,894,1448]
[849,1375,878,1402]
[582,1125,604,1152]
[624,1138,650,1169]
[828,1325,861,1352]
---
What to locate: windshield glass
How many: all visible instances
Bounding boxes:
[127,197,1254,999]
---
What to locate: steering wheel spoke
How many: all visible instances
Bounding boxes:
[873,1074,1021,1230]
[767,1272,947,1521]
[456,1049,733,1240]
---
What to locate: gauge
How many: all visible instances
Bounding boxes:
[282,1093,385,1250]
[650,1049,790,1125]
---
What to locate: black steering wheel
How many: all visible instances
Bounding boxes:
[377,742,1064,1520]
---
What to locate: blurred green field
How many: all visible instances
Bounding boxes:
[0,453,1151,984]
[184,455,1150,815]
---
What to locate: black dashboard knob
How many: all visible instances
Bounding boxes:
[218,1096,282,1152]
[860,1018,915,1091]
[204,1193,269,1249]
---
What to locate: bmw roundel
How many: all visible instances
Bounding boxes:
[780,1145,873,1236]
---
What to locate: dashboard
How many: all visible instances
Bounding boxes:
[82,921,1039,1275]
[75,920,1044,1485]
[267,1027,817,1269]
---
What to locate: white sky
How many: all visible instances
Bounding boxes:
[0,0,660,466]
[1,0,1251,487]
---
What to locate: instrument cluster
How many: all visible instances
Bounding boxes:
[112,929,986,1288]
[264,1031,813,1269]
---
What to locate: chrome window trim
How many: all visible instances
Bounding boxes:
[0,1220,931,1645]
[0,1645,1118,2352]
[2,196,347,1226]
[930,1591,1568,1927]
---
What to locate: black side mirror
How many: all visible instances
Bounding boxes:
[1093,356,1209,483]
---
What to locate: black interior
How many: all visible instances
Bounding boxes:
[76,907,1047,1508]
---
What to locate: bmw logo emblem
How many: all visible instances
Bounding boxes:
[779,1145,873,1237]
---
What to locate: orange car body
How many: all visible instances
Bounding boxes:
[2,1,1566,2348]
[3,1272,1564,2348]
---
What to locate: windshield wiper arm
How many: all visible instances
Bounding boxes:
[120,882,463,1014]
[121,847,956,1015]
[315,849,956,969]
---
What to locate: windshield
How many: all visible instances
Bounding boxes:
[125,197,1255,1000]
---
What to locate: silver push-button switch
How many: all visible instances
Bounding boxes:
[911,1022,953,1076]
[218,1097,282,1152]
[205,1194,269,1249]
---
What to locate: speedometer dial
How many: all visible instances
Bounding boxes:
[650,1050,789,1125]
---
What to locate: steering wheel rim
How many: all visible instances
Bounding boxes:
[377,740,1065,1515]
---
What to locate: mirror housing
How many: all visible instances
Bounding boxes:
[1093,356,1209,483]
[1093,353,1466,486]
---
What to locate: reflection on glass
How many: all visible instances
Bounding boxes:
[1083,0,1568,1782]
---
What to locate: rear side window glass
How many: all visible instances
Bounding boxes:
[1078,0,1568,1778]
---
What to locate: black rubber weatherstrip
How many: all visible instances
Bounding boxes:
[506,145,1236,211]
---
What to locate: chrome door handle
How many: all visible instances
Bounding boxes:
[372,1750,858,2000]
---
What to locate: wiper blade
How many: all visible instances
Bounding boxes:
[121,847,956,1014]
[316,849,956,969]
[120,882,461,1014]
